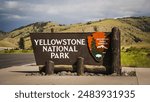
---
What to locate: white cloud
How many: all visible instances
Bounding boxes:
[4,1,19,9]
[1,0,150,19]
[0,0,150,31]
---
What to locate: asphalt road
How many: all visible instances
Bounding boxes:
[0,54,35,68]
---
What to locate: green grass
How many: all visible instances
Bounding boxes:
[121,47,150,67]
[0,49,33,54]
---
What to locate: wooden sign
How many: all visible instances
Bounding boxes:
[30,27,121,75]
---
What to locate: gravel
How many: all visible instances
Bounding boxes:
[25,71,136,76]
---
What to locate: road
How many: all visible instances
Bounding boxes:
[0,54,35,68]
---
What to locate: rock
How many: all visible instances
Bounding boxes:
[94,74,98,76]
[66,71,72,76]
[70,72,77,76]
[88,73,94,76]
[87,73,91,76]
[33,73,37,76]
[74,72,77,76]
[125,72,128,76]
[84,72,89,76]
[60,71,67,76]
[97,74,103,76]
[52,74,58,76]
[57,72,61,76]
[25,74,31,76]
[61,71,67,74]
[71,72,76,76]
[111,73,117,76]
[41,72,46,76]
[121,71,126,76]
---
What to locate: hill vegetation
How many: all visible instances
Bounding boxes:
[0,30,8,40]
[0,16,150,67]
[0,16,150,49]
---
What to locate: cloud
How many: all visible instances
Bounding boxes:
[0,0,150,31]
[4,1,19,9]
[0,13,29,20]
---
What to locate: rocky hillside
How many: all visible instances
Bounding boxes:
[0,16,150,49]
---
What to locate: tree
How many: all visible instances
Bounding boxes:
[91,38,98,55]
[18,37,25,49]
[51,28,54,33]
[91,38,102,62]
[93,26,98,32]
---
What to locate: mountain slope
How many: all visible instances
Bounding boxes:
[0,16,150,49]
[0,30,8,40]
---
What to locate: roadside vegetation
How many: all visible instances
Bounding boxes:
[121,47,150,68]
[0,49,33,54]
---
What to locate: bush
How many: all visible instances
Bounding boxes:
[86,21,92,25]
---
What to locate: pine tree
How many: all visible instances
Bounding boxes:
[91,38,103,62]
[91,38,98,55]
[18,37,25,49]
[93,26,98,32]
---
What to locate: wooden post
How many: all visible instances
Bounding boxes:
[76,57,84,76]
[111,27,121,75]
[45,60,54,75]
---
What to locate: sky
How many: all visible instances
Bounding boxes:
[0,0,150,32]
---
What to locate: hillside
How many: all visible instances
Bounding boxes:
[0,16,150,49]
[0,30,8,40]
[0,31,10,47]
